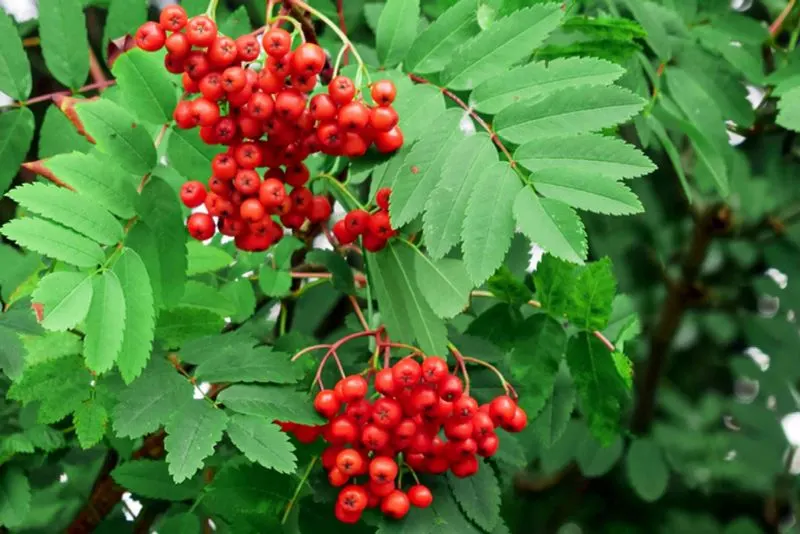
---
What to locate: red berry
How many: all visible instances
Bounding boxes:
[369,456,398,484]
[289,187,313,216]
[392,359,421,388]
[173,100,196,129]
[371,80,397,106]
[426,456,449,474]
[338,485,368,513]
[344,209,370,236]
[267,52,293,77]
[381,490,410,519]
[208,36,238,67]
[477,433,499,457]
[338,102,370,131]
[237,115,263,139]
[135,22,166,51]
[322,446,343,470]
[334,504,361,524]
[394,419,417,440]
[505,406,528,432]
[180,181,207,208]
[339,375,368,402]
[164,31,190,58]
[284,162,310,188]
[438,374,464,402]
[308,196,332,223]
[410,386,438,414]
[291,73,317,93]
[342,133,369,158]
[228,85,253,108]
[421,356,448,383]
[374,368,395,396]
[258,69,284,94]
[219,217,244,237]
[328,416,359,445]
[329,467,349,487]
[375,126,404,153]
[236,34,260,61]
[259,178,286,209]
[336,449,365,476]
[450,455,479,478]
[368,211,394,240]
[472,411,495,439]
[489,395,517,427]
[198,72,224,101]
[222,66,247,93]
[310,93,338,121]
[345,399,372,426]
[376,187,392,211]
[159,5,188,32]
[444,418,473,441]
[187,213,215,241]
[275,89,306,120]
[184,51,211,80]
[291,43,326,75]
[407,485,432,508]
[314,389,341,419]
[317,121,343,150]
[332,219,356,245]
[372,398,403,429]
[263,28,292,57]
[454,396,479,420]
[369,479,395,498]
[190,98,220,127]
[328,76,356,105]
[186,15,217,47]
[214,117,238,145]
[234,143,263,169]
[362,231,387,253]
[212,153,237,180]
[181,72,198,93]
[361,424,391,450]
[233,170,261,195]
[240,198,266,223]
[246,92,274,120]
[370,106,399,132]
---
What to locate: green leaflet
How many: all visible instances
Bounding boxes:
[306,250,356,294]
[137,177,188,305]
[75,99,157,176]
[125,222,164,308]
[0,326,24,380]
[567,257,617,331]
[38,0,89,88]
[167,127,224,179]
[367,242,448,354]
[626,437,669,502]
[566,333,627,444]
[531,369,575,448]
[155,307,225,348]
[462,162,523,285]
[515,134,656,179]
[777,86,800,133]
[217,385,325,426]
[112,248,156,384]
[225,414,297,474]
[44,151,138,219]
[112,359,193,438]
[576,432,624,477]
[404,0,480,74]
[0,217,105,268]
[0,468,30,528]
[111,459,204,501]
[376,0,420,67]
[103,0,148,60]
[187,241,234,275]
[440,4,563,90]
[424,133,498,259]
[112,48,179,125]
[8,183,124,245]
[38,104,93,159]
[194,346,302,384]
[219,6,252,39]
[0,107,35,194]
[411,248,472,319]
[447,458,502,531]
[532,169,644,215]
[665,67,728,149]
[495,85,645,144]
[393,84,447,143]
[220,279,257,323]
[258,265,292,297]
[510,315,567,418]
[514,187,587,264]
[621,0,672,61]
[389,108,465,227]
[73,399,108,449]
[165,400,228,483]
[30,271,94,331]
[0,9,31,100]
[7,355,92,424]
[84,271,126,374]
[472,57,625,114]
[181,280,238,317]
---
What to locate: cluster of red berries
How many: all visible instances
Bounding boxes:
[332,187,396,252]
[134,5,404,251]
[293,356,527,523]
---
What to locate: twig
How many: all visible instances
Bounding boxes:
[88,48,108,90]
[9,79,116,108]
[348,295,370,331]
[770,0,797,37]
[448,343,471,395]
[408,73,518,169]
[335,0,349,65]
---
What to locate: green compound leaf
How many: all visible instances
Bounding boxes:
[394,84,447,143]
[194,346,302,384]
[31,271,94,331]
[0,217,105,268]
[112,248,156,384]
[75,99,157,175]
[187,241,234,275]
[38,0,89,89]
[8,183,124,245]
[440,4,563,90]
[462,162,522,285]
[412,250,472,319]
[112,48,179,125]
[165,400,228,483]
[0,10,31,100]
[7,355,92,424]
[566,257,617,331]
[531,370,575,448]
[405,0,479,74]
[155,307,225,348]
[84,270,126,374]
[376,0,420,67]
[226,414,297,474]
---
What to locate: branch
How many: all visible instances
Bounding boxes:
[408,74,518,169]
[335,0,348,65]
[630,205,731,433]
[770,0,797,37]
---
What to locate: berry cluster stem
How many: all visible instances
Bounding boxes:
[447,343,471,395]
[461,355,518,399]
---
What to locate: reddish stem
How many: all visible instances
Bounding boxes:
[408,73,517,169]
[348,295,370,331]
[335,0,349,65]
[461,355,518,399]
[770,0,797,36]
[88,49,108,90]
[448,344,471,395]
[593,331,616,352]
[18,79,116,107]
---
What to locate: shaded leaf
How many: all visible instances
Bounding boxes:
[226,414,297,474]
[0,107,35,194]
[0,468,30,528]
[0,9,31,100]
[7,355,91,424]
[626,437,669,502]
[167,127,223,179]
[194,346,302,384]
[217,385,325,426]
[447,458,501,531]
[510,315,567,417]
[39,0,89,88]
[566,257,616,331]
[74,399,108,448]
[165,400,228,483]
[112,459,203,500]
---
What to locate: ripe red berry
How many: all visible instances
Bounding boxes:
[228,85,253,108]
[135,22,166,51]
[444,418,474,441]
[338,485,369,513]
[236,34,260,61]
[368,211,394,240]
[263,28,292,57]
[375,127,404,153]
[173,100,196,129]
[212,153,237,180]
[288,187,312,216]
[322,446,343,470]
[332,219,356,245]
[370,106,399,132]
[222,66,247,93]
[334,504,361,524]
[328,467,349,487]
[454,396,479,420]
[505,406,528,432]
[190,98,220,127]
[373,368,395,396]
[438,374,464,402]
[240,198,266,223]
[164,55,184,76]
[182,72,198,93]
[371,80,397,106]
[392,359,421,388]
[233,170,261,195]
[328,416,359,445]
[291,43,326,75]
[336,449,365,477]
[472,411,495,439]
[362,232,387,252]
[369,479,395,498]
[489,395,517,427]
[344,209,370,236]
[234,143,263,169]
[259,178,286,209]
[372,398,403,429]
[246,92,274,120]
[407,485,433,508]
[184,51,211,80]
[477,433,499,457]
[291,73,317,93]
[208,36,238,67]
[314,389,341,419]
[328,76,356,105]
[338,102,370,131]
[342,133,369,158]
[361,424,390,450]
[317,121,343,149]
[165,32,190,58]
[180,181,207,208]
[187,213,215,241]
[159,5,188,32]
[369,456,398,484]
[258,69,284,94]
[218,217,244,237]
[310,93,338,121]
[186,15,217,47]
[381,490,410,519]
[213,117,238,145]
[421,356,448,383]
[450,455,479,478]
[339,375,369,402]
[275,89,306,120]
[267,52,293,77]
[308,196,332,223]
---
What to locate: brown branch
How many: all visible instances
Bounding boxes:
[283,0,320,45]
[335,0,349,65]
[408,74,518,169]
[10,79,116,108]
[630,205,732,433]
[88,49,108,91]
